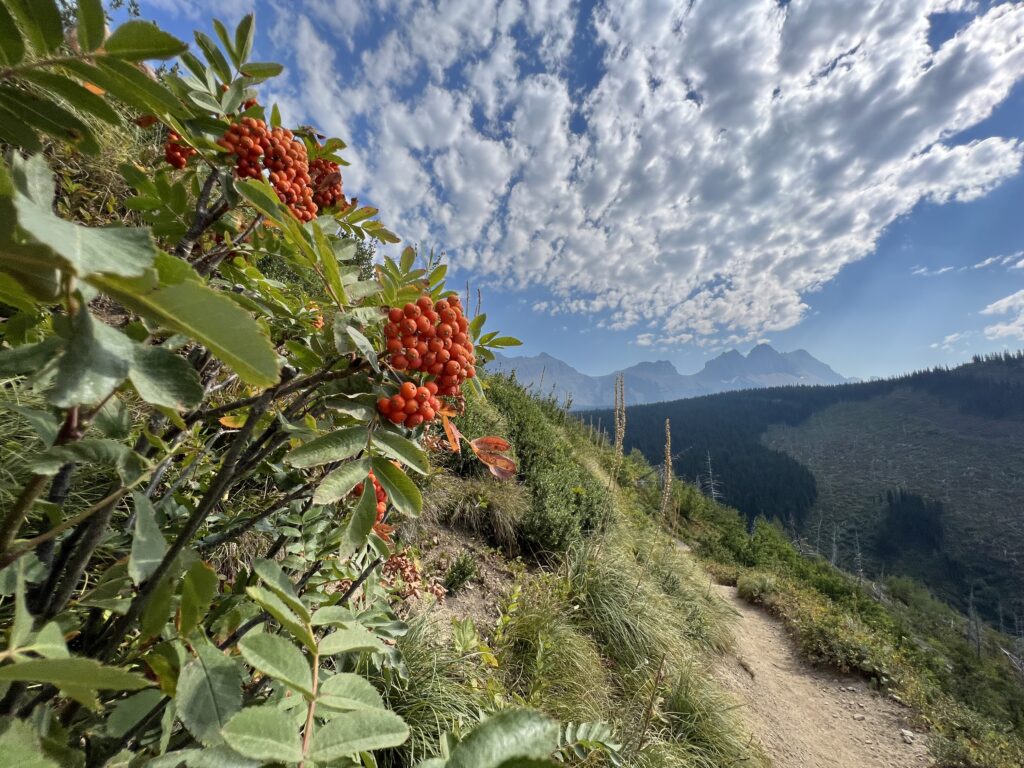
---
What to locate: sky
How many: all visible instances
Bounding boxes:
[139,0,1024,380]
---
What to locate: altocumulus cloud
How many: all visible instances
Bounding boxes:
[165,0,1024,346]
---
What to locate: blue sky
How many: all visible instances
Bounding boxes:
[141,0,1024,380]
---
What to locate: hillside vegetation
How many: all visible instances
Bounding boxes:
[592,354,1024,623]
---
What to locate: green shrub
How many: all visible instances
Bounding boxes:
[442,552,477,594]
[736,571,779,603]
[486,375,607,554]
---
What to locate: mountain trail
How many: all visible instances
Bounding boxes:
[708,579,933,768]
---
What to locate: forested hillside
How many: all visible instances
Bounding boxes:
[586,352,1024,622]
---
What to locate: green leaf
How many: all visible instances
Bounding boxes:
[179,561,219,637]
[237,633,312,697]
[221,706,302,763]
[30,438,149,484]
[310,605,356,627]
[5,0,61,54]
[312,457,370,505]
[0,718,60,767]
[211,18,237,68]
[76,0,105,53]
[308,709,409,762]
[105,688,164,739]
[26,621,68,658]
[129,493,167,586]
[5,155,155,277]
[341,482,378,557]
[49,307,129,407]
[0,86,98,155]
[176,643,243,746]
[90,275,279,388]
[317,623,386,656]
[103,20,186,60]
[129,344,205,410]
[234,14,254,67]
[0,657,151,690]
[446,710,558,768]
[61,59,188,119]
[0,3,25,65]
[370,457,422,518]
[239,62,283,79]
[140,573,175,641]
[285,426,366,469]
[194,31,232,83]
[252,559,308,621]
[245,587,315,652]
[371,431,428,475]
[317,672,385,712]
[20,69,123,124]
[346,326,378,372]
[0,337,62,377]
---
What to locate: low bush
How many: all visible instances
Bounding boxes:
[442,552,477,593]
[486,376,607,554]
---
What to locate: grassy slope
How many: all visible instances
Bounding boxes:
[385,377,766,767]
[763,389,1024,616]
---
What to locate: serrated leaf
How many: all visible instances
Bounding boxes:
[194,31,232,82]
[0,86,99,154]
[317,624,386,656]
[308,708,409,762]
[370,457,422,518]
[0,657,151,690]
[5,0,61,55]
[176,643,243,746]
[251,559,308,621]
[245,586,315,652]
[89,274,279,388]
[446,710,558,768]
[76,0,105,52]
[179,561,219,637]
[317,672,385,711]
[371,431,428,475]
[30,438,149,484]
[221,706,302,763]
[0,3,26,66]
[310,605,356,627]
[285,426,366,469]
[26,621,68,658]
[5,155,155,277]
[239,62,283,79]
[129,493,167,586]
[104,20,186,60]
[341,482,378,558]
[345,326,378,371]
[0,717,60,767]
[128,344,205,410]
[234,14,254,67]
[237,633,312,697]
[313,457,370,505]
[19,71,120,125]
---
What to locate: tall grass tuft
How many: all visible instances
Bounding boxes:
[497,575,614,722]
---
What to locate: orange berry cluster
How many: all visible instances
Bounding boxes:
[382,295,476,396]
[352,470,388,521]
[217,118,317,222]
[377,380,442,428]
[309,157,345,210]
[164,132,196,169]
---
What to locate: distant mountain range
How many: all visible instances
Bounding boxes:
[488,344,851,407]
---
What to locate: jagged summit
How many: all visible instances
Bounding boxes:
[489,344,849,408]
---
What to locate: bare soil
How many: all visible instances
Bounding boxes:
[711,582,934,768]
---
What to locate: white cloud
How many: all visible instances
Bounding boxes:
[912,265,957,276]
[274,0,1024,345]
[981,289,1024,340]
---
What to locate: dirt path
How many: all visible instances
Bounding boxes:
[711,583,933,768]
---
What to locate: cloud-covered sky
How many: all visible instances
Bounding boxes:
[143,0,1024,378]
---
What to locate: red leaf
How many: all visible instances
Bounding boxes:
[373,521,396,543]
[441,413,462,454]
[475,451,516,475]
[470,436,511,454]
[134,114,158,128]
[488,464,516,480]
